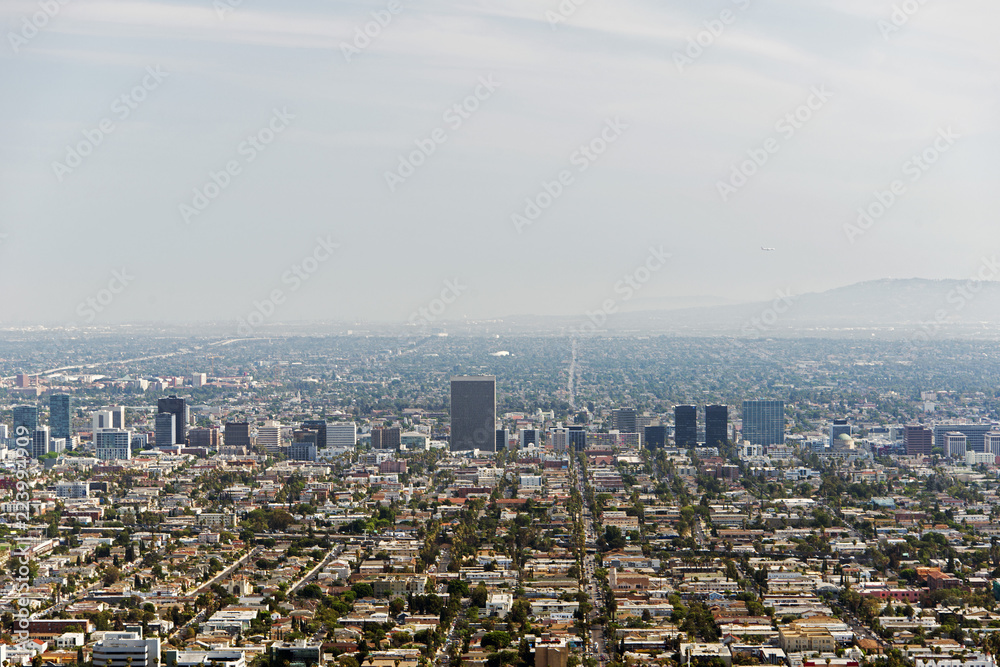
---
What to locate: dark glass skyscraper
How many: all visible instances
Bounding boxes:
[302,419,328,449]
[224,422,252,449]
[50,394,71,440]
[612,407,638,433]
[742,400,785,446]
[157,396,188,444]
[643,425,666,449]
[155,412,176,447]
[568,426,586,452]
[705,405,728,447]
[674,405,697,448]
[450,375,496,451]
[13,405,38,436]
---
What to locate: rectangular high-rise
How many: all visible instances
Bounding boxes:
[644,425,666,449]
[302,420,328,449]
[742,400,785,446]
[612,407,638,433]
[933,424,991,453]
[830,419,851,446]
[705,405,728,447]
[49,394,71,440]
[32,426,50,458]
[450,376,496,451]
[96,429,132,460]
[371,426,401,450]
[224,422,251,449]
[13,405,38,435]
[157,396,188,444]
[674,405,697,448]
[904,425,933,456]
[328,422,357,448]
[155,413,176,447]
[568,426,586,452]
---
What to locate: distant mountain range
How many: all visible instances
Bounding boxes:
[584,279,1000,338]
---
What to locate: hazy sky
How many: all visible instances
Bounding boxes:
[1,0,997,329]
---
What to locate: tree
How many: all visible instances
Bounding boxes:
[471,583,489,609]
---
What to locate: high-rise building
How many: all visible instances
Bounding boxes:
[155,413,176,447]
[611,407,638,433]
[568,426,586,452]
[644,425,666,449]
[742,400,785,446]
[49,394,71,440]
[96,429,133,460]
[188,427,219,448]
[13,405,38,435]
[497,428,510,451]
[986,431,1000,457]
[290,430,318,461]
[372,426,401,450]
[519,429,537,449]
[257,421,282,453]
[933,424,991,453]
[904,425,933,456]
[705,405,728,447]
[32,426,50,458]
[224,422,251,449]
[191,373,207,387]
[302,420,328,449]
[674,405,697,448]
[830,419,851,446]
[945,431,967,459]
[157,396,189,444]
[328,422,357,448]
[450,376,496,451]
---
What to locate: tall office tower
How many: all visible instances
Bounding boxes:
[450,375,496,451]
[157,396,189,444]
[933,424,992,453]
[904,425,933,456]
[519,429,537,449]
[945,431,967,459]
[302,419,328,449]
[497,428,510,451]
[568,426,587,452]
[371,426,401,450]
[13,405,38,435]
[705,405,728,447]
[92,410,113,434]
[15,373,31,388]
[49,394,72,440]
[96,429,133,460]
[742,400,785,446]
[674,405,697,448]
[0,424,8,441]
[611,407,638,433]
[31,426,50,458]
[257,421,282,452]
[191,373,207,387]
[224,422,252,449]
[154,413,176,447]
[109,406,126,429]
[987,432,1000,457]
[188,427,219,448]
[829,419,851,446]
[328,422,358,448]
[289,430,318,461]
[644,425,666,449]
